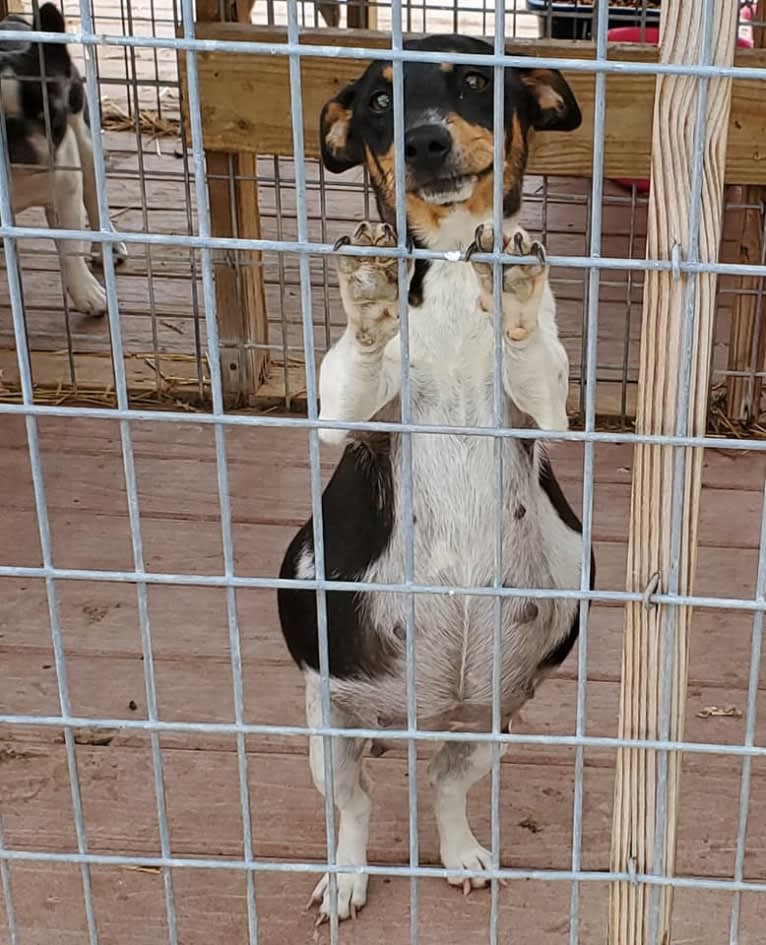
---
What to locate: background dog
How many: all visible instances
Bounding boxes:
[0,2,127,317]
[278,34,594,923]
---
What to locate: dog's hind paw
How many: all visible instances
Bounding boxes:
[309,870,368,923]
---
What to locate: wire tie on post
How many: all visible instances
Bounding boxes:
[627,856,638,887]
[643,572,661,610]
[671,241,682,282]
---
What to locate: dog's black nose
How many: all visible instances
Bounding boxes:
[404,124,452,171]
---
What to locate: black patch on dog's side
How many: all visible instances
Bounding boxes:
[535,456,596,672]
[278,438,399,679]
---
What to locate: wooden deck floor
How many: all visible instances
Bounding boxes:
[2,414,766,943]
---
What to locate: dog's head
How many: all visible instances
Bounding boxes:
[320,35,580,248]
[0,3,75,167]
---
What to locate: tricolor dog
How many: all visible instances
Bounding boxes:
[0,3,126,316]
[278,34,594,921]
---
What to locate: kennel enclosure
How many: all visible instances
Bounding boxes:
[1,1,766,944]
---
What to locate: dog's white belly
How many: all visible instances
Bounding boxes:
[332,263,583,730]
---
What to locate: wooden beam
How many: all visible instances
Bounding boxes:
[725,0,766,422]
[191,0,270,408]
[608,2,739,944]
[179,25,766,184]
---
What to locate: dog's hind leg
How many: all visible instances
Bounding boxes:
[70,112,128,265]
[304,670,372,923]
[429,739,508,894]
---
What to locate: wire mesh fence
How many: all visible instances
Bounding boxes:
[0,1,766,944]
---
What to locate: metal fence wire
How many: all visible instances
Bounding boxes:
[1,0,766,944]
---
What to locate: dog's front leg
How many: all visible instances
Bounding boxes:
[468,224,569,432]
[70,112,129,265]
[319,222,411,446]
[48,129,107,317]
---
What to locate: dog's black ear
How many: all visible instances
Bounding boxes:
[320,80,364,174]
[37,3,67,33]
[32,3,72,74]
[516,68,581,132]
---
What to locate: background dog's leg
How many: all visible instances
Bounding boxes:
[468,224,569,432]
[71,113,128,265]
[429,740,508,894]
[318,222,410,445]
[304,672,372,922]
[48,130,107,317]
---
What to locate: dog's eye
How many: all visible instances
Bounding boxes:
[464,72,489,92]
[369,90,391,113]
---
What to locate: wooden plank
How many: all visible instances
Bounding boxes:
[0,349,206,405]
[2,742,766,887]
[179,25,766,185]
[609,3,740,943]
[193,0,270,408]
[4,644,766,760]
[5,860,762,945]
[725,0,766,422]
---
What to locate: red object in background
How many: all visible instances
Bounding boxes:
[608,25,753,194]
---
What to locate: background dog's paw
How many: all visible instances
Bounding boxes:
[69,276,108,317]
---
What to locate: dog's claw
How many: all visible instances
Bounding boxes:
[463,878,472,897]
[464,240,478,262]
[532,240,546,265]
[333,234,351,251]
[513,230,525,255]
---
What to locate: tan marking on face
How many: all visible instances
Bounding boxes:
[462,113,527,218]
[324,100,351,154]
[439,62,454,73]
[381,65,393,83]
[445,113,493,174]
[405,194,451,242]
[521,69,564,114]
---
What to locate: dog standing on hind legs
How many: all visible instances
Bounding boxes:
[277,34,596,923]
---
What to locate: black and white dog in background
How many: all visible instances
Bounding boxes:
[0,3,126,316]
[278,34,595,922]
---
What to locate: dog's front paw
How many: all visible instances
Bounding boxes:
[68,273,108,317]
[309,870,368,924]
[467,223,548,344]
[335,221,410,348]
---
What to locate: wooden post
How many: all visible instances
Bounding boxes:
[608,2,739,943]
[725,0,766,423]
[195,0,269,407]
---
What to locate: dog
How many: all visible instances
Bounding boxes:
[0,3,127,317]
[278,34,594,922]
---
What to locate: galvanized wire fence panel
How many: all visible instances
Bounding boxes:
[0,0,762,425]
[0,1,765,944]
